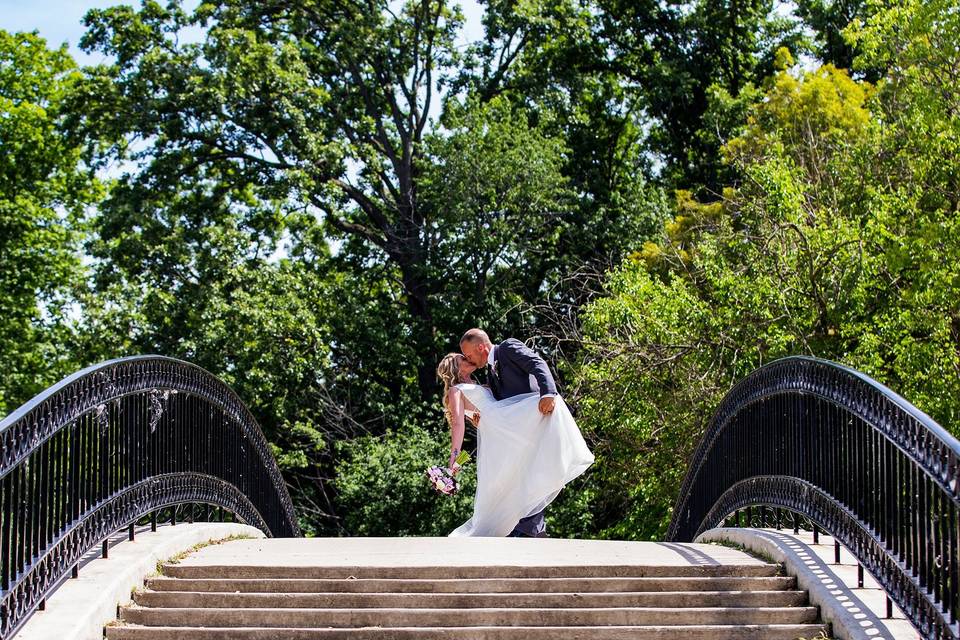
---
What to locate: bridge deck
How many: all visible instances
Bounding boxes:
[173,536,767,571]
[15,531,922,640]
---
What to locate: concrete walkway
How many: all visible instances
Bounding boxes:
[173,536,770,569]
[13,531,926,640]
[698,528,921,640]
[110,536,822,640]
[12,522,264,640]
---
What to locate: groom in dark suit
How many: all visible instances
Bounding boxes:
[460,328,558,538]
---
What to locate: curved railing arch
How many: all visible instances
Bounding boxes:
[668,356,959,640]
[0,356,300,639]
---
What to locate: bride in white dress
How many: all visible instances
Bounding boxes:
[436,353,594,537]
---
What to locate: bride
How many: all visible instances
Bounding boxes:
[436,353,594,537]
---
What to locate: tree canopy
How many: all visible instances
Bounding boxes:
[1,0,958,537]
[0,30,101,414]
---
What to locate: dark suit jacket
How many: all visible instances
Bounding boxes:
[489,338,558,400]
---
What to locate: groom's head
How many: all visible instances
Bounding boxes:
[460,328,493,368]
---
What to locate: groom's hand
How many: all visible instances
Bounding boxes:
[538,396,556,415]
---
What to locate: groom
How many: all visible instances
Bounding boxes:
[460,328,558,538]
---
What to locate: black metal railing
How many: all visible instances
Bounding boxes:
[668,356,959,640]
[0,356,300,639]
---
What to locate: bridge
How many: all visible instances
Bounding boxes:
[0,355,955,639]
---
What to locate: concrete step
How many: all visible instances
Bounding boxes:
[105,623,831,639]
[160,563,781,580]
[108,539,823,640]
[144,575,799,593]
[133,589,810,609]
[119,605,821,627]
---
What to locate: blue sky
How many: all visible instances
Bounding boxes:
[1,0,125,65]
[1,1,485,66]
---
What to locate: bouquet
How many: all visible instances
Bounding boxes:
[426,451,471,496]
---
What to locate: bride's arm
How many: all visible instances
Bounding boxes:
[446,387,465,470]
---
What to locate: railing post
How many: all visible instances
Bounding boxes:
[2,472,10,593]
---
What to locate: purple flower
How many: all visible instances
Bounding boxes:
[424,464,459,496]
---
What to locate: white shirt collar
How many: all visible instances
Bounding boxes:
[487,345,496,368]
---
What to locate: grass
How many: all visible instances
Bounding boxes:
[707,537,780,567]
[153,533,256,575]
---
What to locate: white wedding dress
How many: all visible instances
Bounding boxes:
[449,384,594,537]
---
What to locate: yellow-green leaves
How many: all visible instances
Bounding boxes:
[725,64,875,173]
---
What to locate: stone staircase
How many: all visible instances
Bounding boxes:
[105,538,829,639]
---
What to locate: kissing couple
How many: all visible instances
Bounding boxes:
[436,329,594,538]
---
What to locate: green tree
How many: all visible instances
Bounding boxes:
[590,0,805,191]
[0,31,102,413]
[74,0,619,409]
[71,0,617,533]
[75,0,463,397]
[334,422,478,536]
[794,0,869,75]
[570,2,960,538]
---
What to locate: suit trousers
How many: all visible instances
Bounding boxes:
[508,509,547,537]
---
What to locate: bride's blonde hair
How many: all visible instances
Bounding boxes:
[437,352,468,425]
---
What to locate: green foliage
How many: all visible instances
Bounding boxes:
[726,64,874,167]
[0,31,102,413]
[334,423,478,536]
[572,11,960,538]
[421,95,576,322]
[586,0,807,191]
[68,0,650,534]
[5,0,959,543]
[793,0,869,75]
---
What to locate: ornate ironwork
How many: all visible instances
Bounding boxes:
[0,356,300,639]
[668,356,960,640]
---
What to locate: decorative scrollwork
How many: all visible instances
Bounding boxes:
[147,388,173,433]
[668,356,960,640]
[0,356,301,640]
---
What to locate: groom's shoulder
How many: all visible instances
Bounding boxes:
[499,337,530,354]
[499,338,538,358]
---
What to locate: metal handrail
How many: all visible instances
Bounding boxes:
[668,356,959,640]
[0,356,300,639]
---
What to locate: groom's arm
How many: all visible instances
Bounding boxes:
[499,339,558,397]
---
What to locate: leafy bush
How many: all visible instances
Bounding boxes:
[334,422,478,536]
[570,20,960,539]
